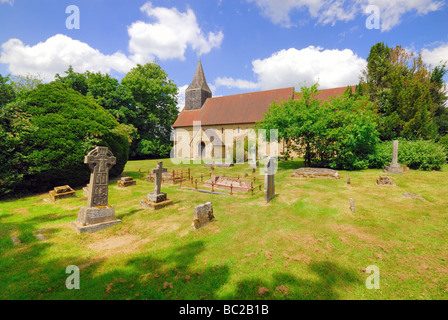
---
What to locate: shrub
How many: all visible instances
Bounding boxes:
[0,83,132,198]
[438,134,448,160]
[368,140,446,171]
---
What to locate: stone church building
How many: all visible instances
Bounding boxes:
[172,60,355,162]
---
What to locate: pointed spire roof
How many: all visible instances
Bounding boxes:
[187,60,212,93]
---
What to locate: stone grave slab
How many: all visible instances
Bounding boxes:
[291,168,340,179]
[118,176,137,188]
[49,185,76,201]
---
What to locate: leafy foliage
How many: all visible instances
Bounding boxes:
[359,43,447,141]
[121,63,179,159]
[55,63,178,159]
[0,74,15,108]
[368,140,446,171]
[0,83,132,198]
[256,84,379,170]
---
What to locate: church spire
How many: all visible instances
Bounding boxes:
[185,60,212,110]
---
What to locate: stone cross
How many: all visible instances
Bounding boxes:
[85,146,116,208]
[392,140,399,164]
[151,161,167,194]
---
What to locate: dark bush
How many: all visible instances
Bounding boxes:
[0,83,132,198]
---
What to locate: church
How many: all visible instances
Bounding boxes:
[172,61,355,162]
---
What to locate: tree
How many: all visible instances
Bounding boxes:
[0,74,15,108]
[0,82,132,198]
[359,43,447,141]
[255,84,379,170]
[121,63,179,159]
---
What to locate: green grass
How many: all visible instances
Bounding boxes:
[1,159,447,300]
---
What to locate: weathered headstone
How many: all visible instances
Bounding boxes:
[349,198,356,213]
[72,147,121,233]
[82,184,90,197]
[383,140,408,174]
[117,176,137,188]
[264,157,275,203]
[192,202,215,230]
[140,161,173,210]
[49,185,76,201]
[347,177,351,185]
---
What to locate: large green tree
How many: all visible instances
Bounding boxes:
[55,63,178,159]
[121,63,179,159]
[256,84,379,170]
[359,43,447,141]
[0,74,15,108]
[0,82,132,198]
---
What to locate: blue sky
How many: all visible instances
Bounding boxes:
[1,0,447,108]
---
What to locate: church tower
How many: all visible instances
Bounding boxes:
[185,60,212,110]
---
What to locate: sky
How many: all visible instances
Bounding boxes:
[0,0,447,110]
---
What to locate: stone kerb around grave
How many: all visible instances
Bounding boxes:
[71,146,122,234]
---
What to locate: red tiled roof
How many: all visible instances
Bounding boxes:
[173,85,357,128]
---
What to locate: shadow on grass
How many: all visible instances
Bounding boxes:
[1,229,363,300]
[230,261,362,300]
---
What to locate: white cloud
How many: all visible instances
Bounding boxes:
[0,0,14,5]
[0,34,134,81]
[176,84,188,111]
[247,0,444,31]
[215,77,260,90]
[128,2,223,63]
[421,43,448,67]
[215,46,366,91]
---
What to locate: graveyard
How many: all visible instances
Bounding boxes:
[1,157,447,300]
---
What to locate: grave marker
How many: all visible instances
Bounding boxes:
[140,161,173,210]
[264,157,275,203]
[72,146,121,233]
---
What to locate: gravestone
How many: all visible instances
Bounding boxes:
[192,202,215,230]
[140,161,173,210]
[117,176,137,188]
[204,175,253,193]
[72,146,121,233]
[376,175,395,186]
[383,140,408,174]
[403,193,426,201]
[349,198,356,213]
[83,184,90,197]
[264,157,275,203]
[49,185,76,201]
[291,168,340,179]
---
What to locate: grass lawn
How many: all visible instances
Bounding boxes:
[1,159,447,300]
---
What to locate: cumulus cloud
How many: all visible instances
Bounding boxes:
[0,34,135,81]
[215,77,260,90]
[176,84,189,111]
[247,0,444,31]
[0,2,223,81]
[215,46,366,91]
[128,2,223,63]
[421,43,448,67]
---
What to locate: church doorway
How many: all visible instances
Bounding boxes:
[198,142,206,159]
